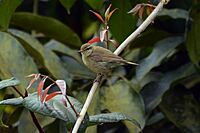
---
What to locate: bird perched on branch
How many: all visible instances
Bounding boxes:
[79,43,138,76]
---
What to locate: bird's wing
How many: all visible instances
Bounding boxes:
[90,52,125,63]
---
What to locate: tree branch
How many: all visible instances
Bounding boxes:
[71,0,169,132]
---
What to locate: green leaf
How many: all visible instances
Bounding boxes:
[0,31,38,94]
[0,92,83,123]
[130,28,170,49]
[0,0,22,31]
[136,36,184,80]
[158,8,189,19]
[18,109,55,133]
[186,14,200,68]
[89,112,140,128]
[0,77,20,90]
[59,0,76,14]
[141,63,195,114]
[11,12,81,48]
[0,97,23,106]
[109,0,137,43]
[85,0,103,11]
[61,56,95,79]
[101,80,145,132]
[23,93,82,123]
[44,40,82,63]
[9,29,72,86]
[160,86,200,132]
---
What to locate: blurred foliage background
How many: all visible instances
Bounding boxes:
[0,0,200,133]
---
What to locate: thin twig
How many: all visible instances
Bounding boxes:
[12,86,24,98]
[65,95,79,117]
[71,0,168,132]
[29,111,45,133]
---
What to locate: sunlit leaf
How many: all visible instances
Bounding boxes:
[101,80,145,132]
[0,31,38,94]
[9,29,72,87]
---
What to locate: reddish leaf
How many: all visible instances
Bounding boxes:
[106,8,118,22]
[41,83,55,103]
[109,39,119,48]
[105,4,112,19]
[87,37,101,44]
[38,76,47,98]
[45,91,62,102]
[128,4,142,15]
[89,10,105,23]
[139,6,144,20]
[100,29,108,42]
[56,80,66,95]
[26,73,41,90]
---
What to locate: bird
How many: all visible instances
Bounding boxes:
[79,43,138,76]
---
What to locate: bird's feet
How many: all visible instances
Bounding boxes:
[93,74,103,83]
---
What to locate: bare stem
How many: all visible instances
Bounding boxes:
[71,0,168,132]
[29,111,45,133]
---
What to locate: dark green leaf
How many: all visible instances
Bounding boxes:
[0,31,38,94]
[158,9,189,19]
[141,63,195,113]
[101,80,145,132]
[0,0,22,31]
[186,14,200,68]
[130,28,170,49]
[160,86,200,132]
[109,0,137,43]
[85,0,103,11]
[9,29,72,86]
[136,36,184,80]
[18,109,55,133]
[59,0,76,14]
[89,112,140,128]
[0,77,20,90]
[11,12,81,48]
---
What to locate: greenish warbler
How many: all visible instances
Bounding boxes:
[79,43,138,76]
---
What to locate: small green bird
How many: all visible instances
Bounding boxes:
[79,43,138,76]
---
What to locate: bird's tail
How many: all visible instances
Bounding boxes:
[127,61,139,66]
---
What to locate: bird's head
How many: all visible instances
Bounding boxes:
[79,43,93,56]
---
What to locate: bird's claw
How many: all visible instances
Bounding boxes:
[93,74,103,83]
